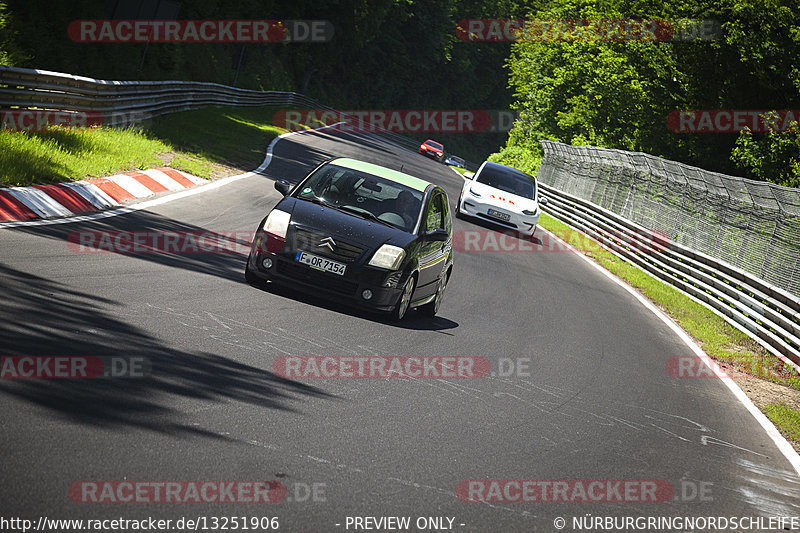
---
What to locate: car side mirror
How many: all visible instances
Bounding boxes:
[425,229,449,242]
[539,196,548,206]
[275,180,291,196]
[463,172,474,180]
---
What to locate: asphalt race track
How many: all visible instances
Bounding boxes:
[1,127,799,532]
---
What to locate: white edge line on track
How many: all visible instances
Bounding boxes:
[538,225,800,477]
[0,121,347,230]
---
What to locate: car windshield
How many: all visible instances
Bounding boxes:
[426,141,443,150]
[475,165,536,199]
[295,163,424,232]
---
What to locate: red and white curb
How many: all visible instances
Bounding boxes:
[0,168,206,222]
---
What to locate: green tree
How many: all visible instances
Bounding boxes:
[723,0,800,187]
[502,0,800,186]
[732,125,800,188]
[0,0,26,65]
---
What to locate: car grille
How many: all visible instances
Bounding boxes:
[292,228,364,263]
[276,259,359,296]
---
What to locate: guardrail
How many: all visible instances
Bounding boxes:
[537,179,800,373]
[0,64,481,170]
[0,65,321,125]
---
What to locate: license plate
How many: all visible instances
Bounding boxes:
[487,208,511,222]
[295,251,346,276]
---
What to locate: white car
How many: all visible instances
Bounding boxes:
[455,161,546,237]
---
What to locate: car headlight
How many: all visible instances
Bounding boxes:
[262,209,291,238]
[522,208,538,216]
[468,187,481,198]
[368,244,406,270]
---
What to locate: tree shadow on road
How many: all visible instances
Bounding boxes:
[0,263,333,435]
[7,209,255,285]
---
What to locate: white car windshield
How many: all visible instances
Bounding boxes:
[475,166,536,199]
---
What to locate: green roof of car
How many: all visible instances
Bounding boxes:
[331,157,431,192]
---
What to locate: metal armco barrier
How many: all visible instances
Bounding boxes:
[537,179,800,372]
[0,65,480,171]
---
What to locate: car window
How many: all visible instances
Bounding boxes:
[475,166,536,199]
[296,163,424,231]
[441,192,451,234]
[424,192,445,232]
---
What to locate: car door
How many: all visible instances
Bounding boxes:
[415,190,448,299]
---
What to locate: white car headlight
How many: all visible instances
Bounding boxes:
[468,187,481,198]
[262,209,291,238]
[368,244,406,270]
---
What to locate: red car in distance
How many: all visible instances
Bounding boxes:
[419,139,444,162]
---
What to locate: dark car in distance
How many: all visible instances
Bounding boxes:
[245,157,454,320]
[444,155,466,168]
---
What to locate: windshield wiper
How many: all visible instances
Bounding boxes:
[302,195,401,229]
[337,205,399,229]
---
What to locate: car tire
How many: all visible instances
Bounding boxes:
[245,264,261,286]
[455,195,464,219]
[391,274,416,321]
[419,271,448,317]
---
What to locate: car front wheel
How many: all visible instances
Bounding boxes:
[419,271,448,317]
[391,275,416,321]
[245,261,262,286]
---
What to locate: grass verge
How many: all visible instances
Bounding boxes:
[764,403,800,442]
[0,106,287,187]
[448,165,471,176]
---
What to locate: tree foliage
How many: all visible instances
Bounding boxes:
[503,0,800,186]
[0,1,26,65]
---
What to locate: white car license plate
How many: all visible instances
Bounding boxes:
[487,208,511,222]
[295,251,346,276]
